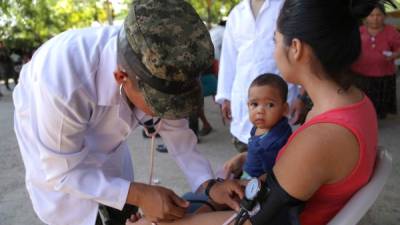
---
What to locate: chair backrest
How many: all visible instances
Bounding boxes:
[327,147,392,225]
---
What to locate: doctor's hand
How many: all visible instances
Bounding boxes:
[127,182,189,222]
[221,100,232,123]
[209,179,247,211]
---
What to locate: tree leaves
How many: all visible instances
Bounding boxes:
[0,0,239,53]
[186,0,240,26]
[0,0,109,52]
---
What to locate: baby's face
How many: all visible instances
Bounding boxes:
[247,85,288,131]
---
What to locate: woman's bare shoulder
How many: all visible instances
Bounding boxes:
[273,122,359,200]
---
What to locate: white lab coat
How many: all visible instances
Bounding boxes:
[215,0,298,144]
[13,26,214,225]
[209,25,225,60]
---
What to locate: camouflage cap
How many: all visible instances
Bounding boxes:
[117,0,214,119]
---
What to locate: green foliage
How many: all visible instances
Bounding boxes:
[0,0,239,52]
[387,0,400,11]
[0,0,114,52]
[7,0,399,53]
[186,0,240,26]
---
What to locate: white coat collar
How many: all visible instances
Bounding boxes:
[240,0,272,16]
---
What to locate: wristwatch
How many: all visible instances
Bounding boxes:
[204,178,224,200]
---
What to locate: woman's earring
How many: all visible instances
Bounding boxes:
[119,83,124,96]
[119,77,127,96]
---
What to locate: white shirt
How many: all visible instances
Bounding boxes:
[209,25,226,60]
[13,26,214,225]
[215,0,298,144]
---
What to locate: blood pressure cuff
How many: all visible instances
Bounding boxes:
[250,171,305,225]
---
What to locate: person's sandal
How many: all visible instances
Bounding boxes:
[199,126,212,136]
[156,144,168,153]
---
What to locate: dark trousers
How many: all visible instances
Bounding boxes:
[95,204,137,225]
[188,112,199,136]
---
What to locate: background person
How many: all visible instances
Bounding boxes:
[188,20,226,137]
[352,3,400,119]
[199,66,218,136]
[209,20,226,62]
[0,41,18,93]
[189,66,218,137]
[13,1,244,225]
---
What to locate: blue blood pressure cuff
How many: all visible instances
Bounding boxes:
[249,171,305,225]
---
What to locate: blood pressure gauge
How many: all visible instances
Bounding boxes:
[245,178,261,201]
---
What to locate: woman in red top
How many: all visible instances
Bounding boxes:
[127,1,393,225]
[352,4,400,119]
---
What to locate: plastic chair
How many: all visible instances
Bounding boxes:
[327,147,392,225]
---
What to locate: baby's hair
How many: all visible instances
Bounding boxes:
[249,74,288,102]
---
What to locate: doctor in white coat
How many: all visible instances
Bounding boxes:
[13,1,244,225]
[216,0,300,152]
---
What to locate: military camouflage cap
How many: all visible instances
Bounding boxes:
[117,0,214,119]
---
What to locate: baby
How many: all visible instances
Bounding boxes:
[224,73,292,179]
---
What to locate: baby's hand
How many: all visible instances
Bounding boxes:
[223,152,247,179]
[125,213,147,225]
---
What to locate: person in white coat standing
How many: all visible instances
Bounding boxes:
[216,0,300,152]
[13,1,244,225]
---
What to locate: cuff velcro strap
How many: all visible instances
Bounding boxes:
[204,178,224,201]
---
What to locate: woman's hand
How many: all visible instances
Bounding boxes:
[221,100,232,123]
[223,152,247,179]
[126,213,146,225]
[209,179,247,211]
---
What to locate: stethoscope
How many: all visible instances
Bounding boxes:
[141,118,162,185]
[119,80,162,185]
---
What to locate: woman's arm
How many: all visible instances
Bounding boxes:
[131,211,243,225]
[273,123,360,200]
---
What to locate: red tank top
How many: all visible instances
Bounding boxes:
[277,96,378,225]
